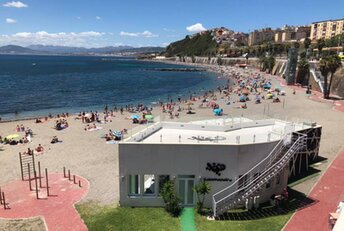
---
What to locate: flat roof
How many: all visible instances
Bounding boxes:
[123,118,312,145]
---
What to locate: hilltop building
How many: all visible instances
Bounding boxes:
[211,27,248,47]
[118,118,321,217]
[248,28,275,46]
[310,18,344,40]
[275,25,311,43]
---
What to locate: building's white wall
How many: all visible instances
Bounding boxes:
[119,141,287,208]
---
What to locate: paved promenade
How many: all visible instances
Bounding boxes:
[0,173,89,231]
[283,147,344,231]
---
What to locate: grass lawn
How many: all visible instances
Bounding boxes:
[76,202,181,231]
[195,212,292,231]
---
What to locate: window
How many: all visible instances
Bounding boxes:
[159,175,170,194]
[143,174,155,195]
[129,175,140,195]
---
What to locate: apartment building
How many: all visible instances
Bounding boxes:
[248,28,275,46]
[310,18,344,40]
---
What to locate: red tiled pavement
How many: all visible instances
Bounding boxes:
[283,147,344,231]
[0,173,89,231]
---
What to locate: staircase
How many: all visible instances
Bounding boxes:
[212,133,307,217]
[309,63,325,93]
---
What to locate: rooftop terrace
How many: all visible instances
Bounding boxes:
[123,118,313,145]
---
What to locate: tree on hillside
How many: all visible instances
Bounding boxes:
[319,55,342,99]
[327,55,342,98]
[317,39,326,59]
[293,41,300,49]
[297,57,309,85]
[304,38,311,50]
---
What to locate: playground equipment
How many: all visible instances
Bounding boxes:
[63,167,82,188]
[0,187,9,209]
[19,153,52,199]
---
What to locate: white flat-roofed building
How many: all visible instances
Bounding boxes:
[118,118,321,216]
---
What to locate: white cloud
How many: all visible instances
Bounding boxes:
[162,42,170,47]
[5,18,16,24]
[120,30,158,38]
[0,31,106,47]
[95,16,101,20]
[3,1,27,8]
[186,23,206,33]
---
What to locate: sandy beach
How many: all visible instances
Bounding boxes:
[1,64,344,230]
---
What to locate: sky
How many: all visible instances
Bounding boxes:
[0,0,344,48]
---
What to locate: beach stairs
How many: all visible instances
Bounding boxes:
[309,63,325,93]
[212,133,307,217]
[19,152,36,181]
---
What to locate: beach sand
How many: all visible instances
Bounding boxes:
[0,65,344,230]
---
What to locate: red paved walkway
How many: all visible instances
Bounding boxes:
[0,173,89,231]
[283,147,344,231]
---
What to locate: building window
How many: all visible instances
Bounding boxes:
[158,175,170,194]
[129,175,140,195]
[143,174,155,195]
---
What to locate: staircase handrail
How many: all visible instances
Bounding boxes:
[221,136,304,202]
[309,69,324,93]
[213,134,286,203]
[213,134,306,216]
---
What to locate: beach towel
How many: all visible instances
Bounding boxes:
[106,140,119,144]
[87,127,103,132]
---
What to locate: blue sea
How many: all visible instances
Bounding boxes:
[0,55,226,120]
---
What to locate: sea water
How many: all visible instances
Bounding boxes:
[0,55,226,120]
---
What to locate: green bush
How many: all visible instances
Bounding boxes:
[160,180,182,217]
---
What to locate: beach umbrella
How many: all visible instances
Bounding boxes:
[265,83,272,89]
[112,131,122,137]
[266,93,273,99]
[242,89,249,95]
[239,95,246,102]
[145,115,154,120]
[6,134,20,140]
[130,115,140,119]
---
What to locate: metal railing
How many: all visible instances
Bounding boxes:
[212,133,307,217]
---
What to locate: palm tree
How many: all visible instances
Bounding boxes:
[319,55,342,99]
[297,58,309,85]
[327,55,342,98]
[317,39,325,59]
[304,38,311,50]
[319,57,330,99]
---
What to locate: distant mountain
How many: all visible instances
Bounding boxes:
[119,46,165,54]
[0,44,165,55]
[27,45,134,54]
[0,45,43,54]
[27,45,164,54]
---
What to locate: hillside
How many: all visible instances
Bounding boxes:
[27,45,164,54]
[0,45,43,54]
[164,31,217,57]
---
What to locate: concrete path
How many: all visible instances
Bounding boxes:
[181,208,196,231]
[0,173,89,231]
[283,147,344,231]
